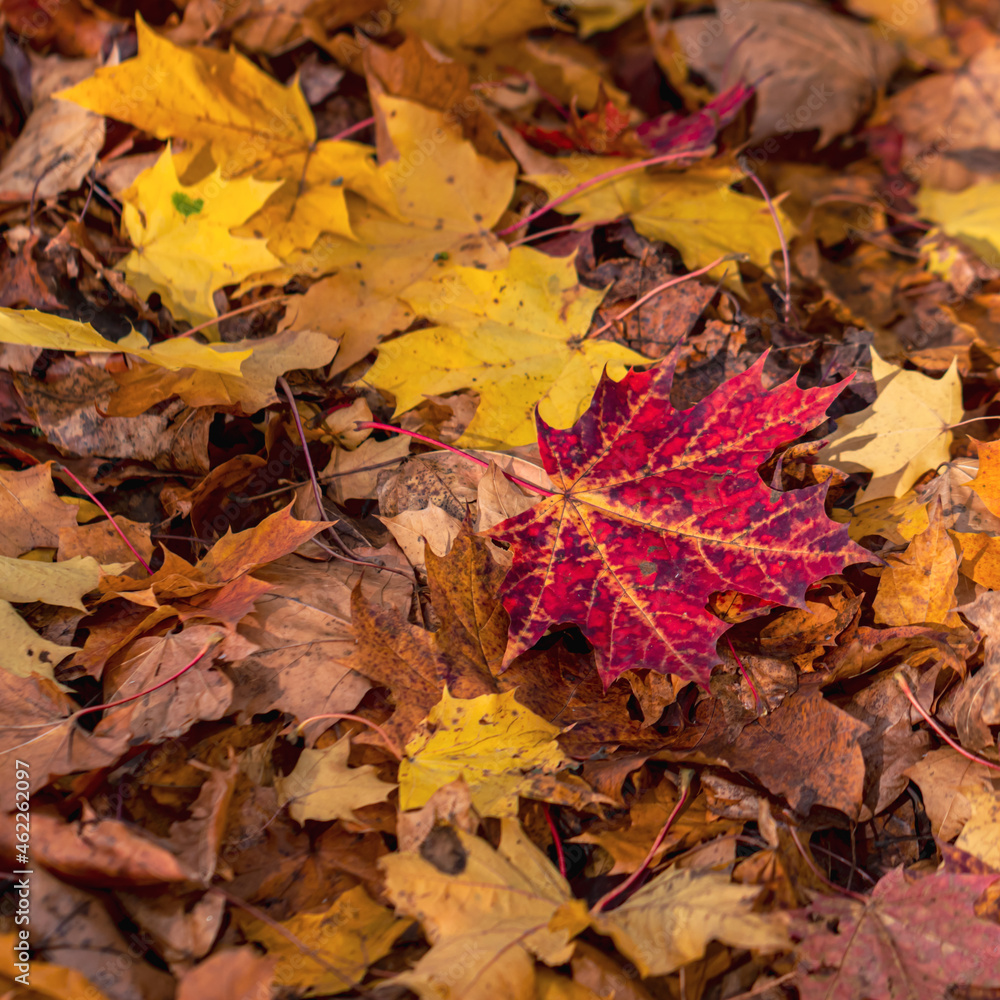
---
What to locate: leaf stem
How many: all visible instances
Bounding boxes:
[356,421,557,497]
[741,168,791,324]
[295,713,403,761]
[74,635,221,720]
[55,464,152,574]
[277,379,416,582]
[542,803,567,878]
[591,768,695,914]
[508,223,588,248]
[895,672,1000,772]
[785,821,868,902]
[496,149,713,238]
[586,255,732,340]
[329,116,375,142]
[176,293,290,339]
[727,636,768,716]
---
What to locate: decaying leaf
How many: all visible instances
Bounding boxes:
[235,885,410,995]
[792,867,1000,1000]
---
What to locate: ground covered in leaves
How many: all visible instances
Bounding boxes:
[2,0,1000,998]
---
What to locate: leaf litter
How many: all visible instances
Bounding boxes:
[1,2,1000,999]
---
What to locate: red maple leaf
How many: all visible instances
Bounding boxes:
[791,866,1000,1000]
[489,354,868,689]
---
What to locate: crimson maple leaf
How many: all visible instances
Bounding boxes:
[489,354,869,688]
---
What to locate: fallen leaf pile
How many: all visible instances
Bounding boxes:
[2,2,1000,999]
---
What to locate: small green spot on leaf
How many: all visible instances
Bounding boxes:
[171,192,204,217]
[434,252,450,262]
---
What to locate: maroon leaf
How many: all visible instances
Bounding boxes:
[637,81,755,154]
[791,866,1000,1000]
[490,353,868,688]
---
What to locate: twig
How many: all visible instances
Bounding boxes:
[895,672,1000,772]
[508,223,586,248]
[277,379,415,582]
[724,972,797,1000]
[785,821,868,902]
[591,769,695,914]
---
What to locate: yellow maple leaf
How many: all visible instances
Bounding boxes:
[395,0,553,49]
[954,788,1000,870]
[399,687,571,816]
[593,867,789,977]
[361,247,650,448]
[528,161,794,292]
[816,348,962,503]
[969,438,1000,518]
[56,15,391,256]
[0,600,75,682]
[271,94,516,374]
[0,309,251,374]
[106,328,338,415]
[275,735,395,824]
[117,147,281,323]
[0,554,130,612]
[235,885,409,995]
[916,182,1000,263]
[381,818,584,1000]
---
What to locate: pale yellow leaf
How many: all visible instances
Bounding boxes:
[0,554,126,611]
[816,349,962,502]
[275,736,395,824]
[955,788,1000,870]
[527,161,793,292]
[381,819,581,1000]
[594,867,789,977]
